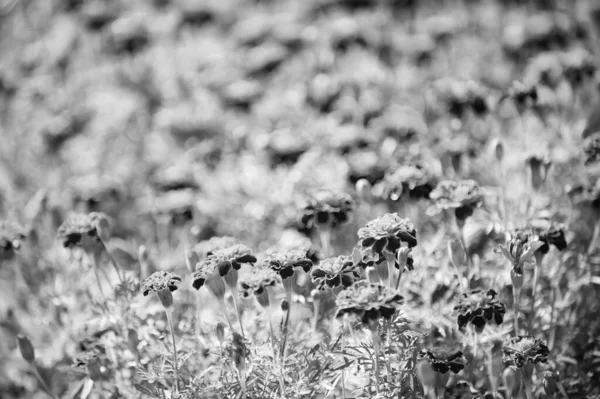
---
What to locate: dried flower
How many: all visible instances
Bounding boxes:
[263,249,313,279]
[335,281,403,325]
[57,212,110,250]
[299,190,355,230]
[502,336,549,368]
[0,221,26,260]
[310,256,360,290]
[418,345,468,374]
[357,213,417,269]
[430,180,483,221]
[454,289,506,332]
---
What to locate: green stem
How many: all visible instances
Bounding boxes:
[32,365,57,399]
[165,308,179,392]
[529,261,540,334]
[521,369,532,399]
[341,324,346,399]
[371,326,381,395]
[268,317,286,398]
[513,288,520,336]
[229,286,245,339]
[319,227,332,258]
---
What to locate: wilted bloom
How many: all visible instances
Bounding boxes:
[454,289,506,332]
[142,271,182,308]
[335,281,403,325]
[430,180,483,221]
[502,336,549,368]
[357,213,417,269]
[374,163,434,201]
[299,190,355,230]
[263,249,313,279]
[0,221,27,260]
[57,212,110,251]
[311,256,360,290]
[498,236,544,275]
[418,345,468,374]
[193,236,239,259]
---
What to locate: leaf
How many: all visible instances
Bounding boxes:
[134,382,159,397]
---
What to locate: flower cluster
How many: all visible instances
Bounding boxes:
[429,180,483,221]
[454,289,506,332]
[299,190,355,229]
[141,271,182,296]
[357,213,417,269]
[263,249,313,279]
[310,256,360,290]
[502,336,550,368]
[418,346,468,374]
[335,281,403,325]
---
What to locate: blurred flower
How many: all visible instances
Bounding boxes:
[263,249,313,279]
[432,78,488,118]
[430,180,483,221]
[374,163,434,201]
[238,266,281,298]
[299,190,355,230]
[374,105,427,142]
[57,212,110,249]
[106,14,149,55]
[265,128,310,167]
[418,345,468,374]
[505,81,538,110]
[193,236,238,259]
[502,336,549,368]
[358,213,417,268]
[0,220,26,260]
[335,281,403,325]
[526,154,551,190]
[192,244,257,289]
[311,255,360,290]
[150,165,199,193]
[583,134,600,166]
[346,150,389,185]
[514,218,567,255]
[454,289,506,332]
[141,271,182,296]
[152,190,196,226]
[225,332,251,376]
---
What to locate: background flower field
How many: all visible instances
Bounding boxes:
[1,0,600,397]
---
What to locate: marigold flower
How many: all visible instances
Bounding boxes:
[502,336,549,368]
[299,190,355,229]
[374,163,434,201]
[57,212,110,249]
[152,190,196,225]
[357,213,417,269]
[141,271,182,296]
[191,244,257,289]
[263,249,313,279]
[335,281,403,325]
[0,220,26,260]
[454,289,506,332]
[238,267,281,298]
[498,236,544,275]
[193,236,239,259]
[310,255,360,290]
[514,218,567,255]
[430,180,483,221]
[418,345,468,374]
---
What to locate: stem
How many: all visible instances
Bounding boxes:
[386,257,395,288]
[341,324,346,399]
[529,261,540,334]
[32,365,58,399]
[229,286,245,338]
[486,346,498,396]
[195,295,202,338]
[268,317,286,398]
[280,303,291,358]
[165,308,179,392]
[521,369,532,399]
[312,298,320,333]
[218,297,235,333]
[93,267,107,301]
[371,326,381,395]
[513,288,520,336]
[451,263,466,294]
[319,227,332,258]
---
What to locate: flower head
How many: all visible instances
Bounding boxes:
[141,271,182,296]
[192,244,257,290]
[374,163,434,201]
[514,218,567,255]
[418,345,468,374]
[152,190,196,225]
[0,221,26,260]
[430,180,483,220]
[193,236,238,259]
[454,289,506,332]
[263,249,313,279]
[238,266,281,298]
[498,235,544,275]
[335,281,403,325]
[57,212,110,249]
[311,256,360,290]
[357,213,417,269]
[502,336,549,368]
[300,190,355,230]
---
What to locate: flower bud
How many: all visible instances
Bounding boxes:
[281,299,289,312]
[215,322,225,344]
[157,289,173,308]
[355,179,373,202]
[502,367,522,399]
[491,139,504,162]
[17,334,35,363]
[448,239,466,269]
[185,249,199,275]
